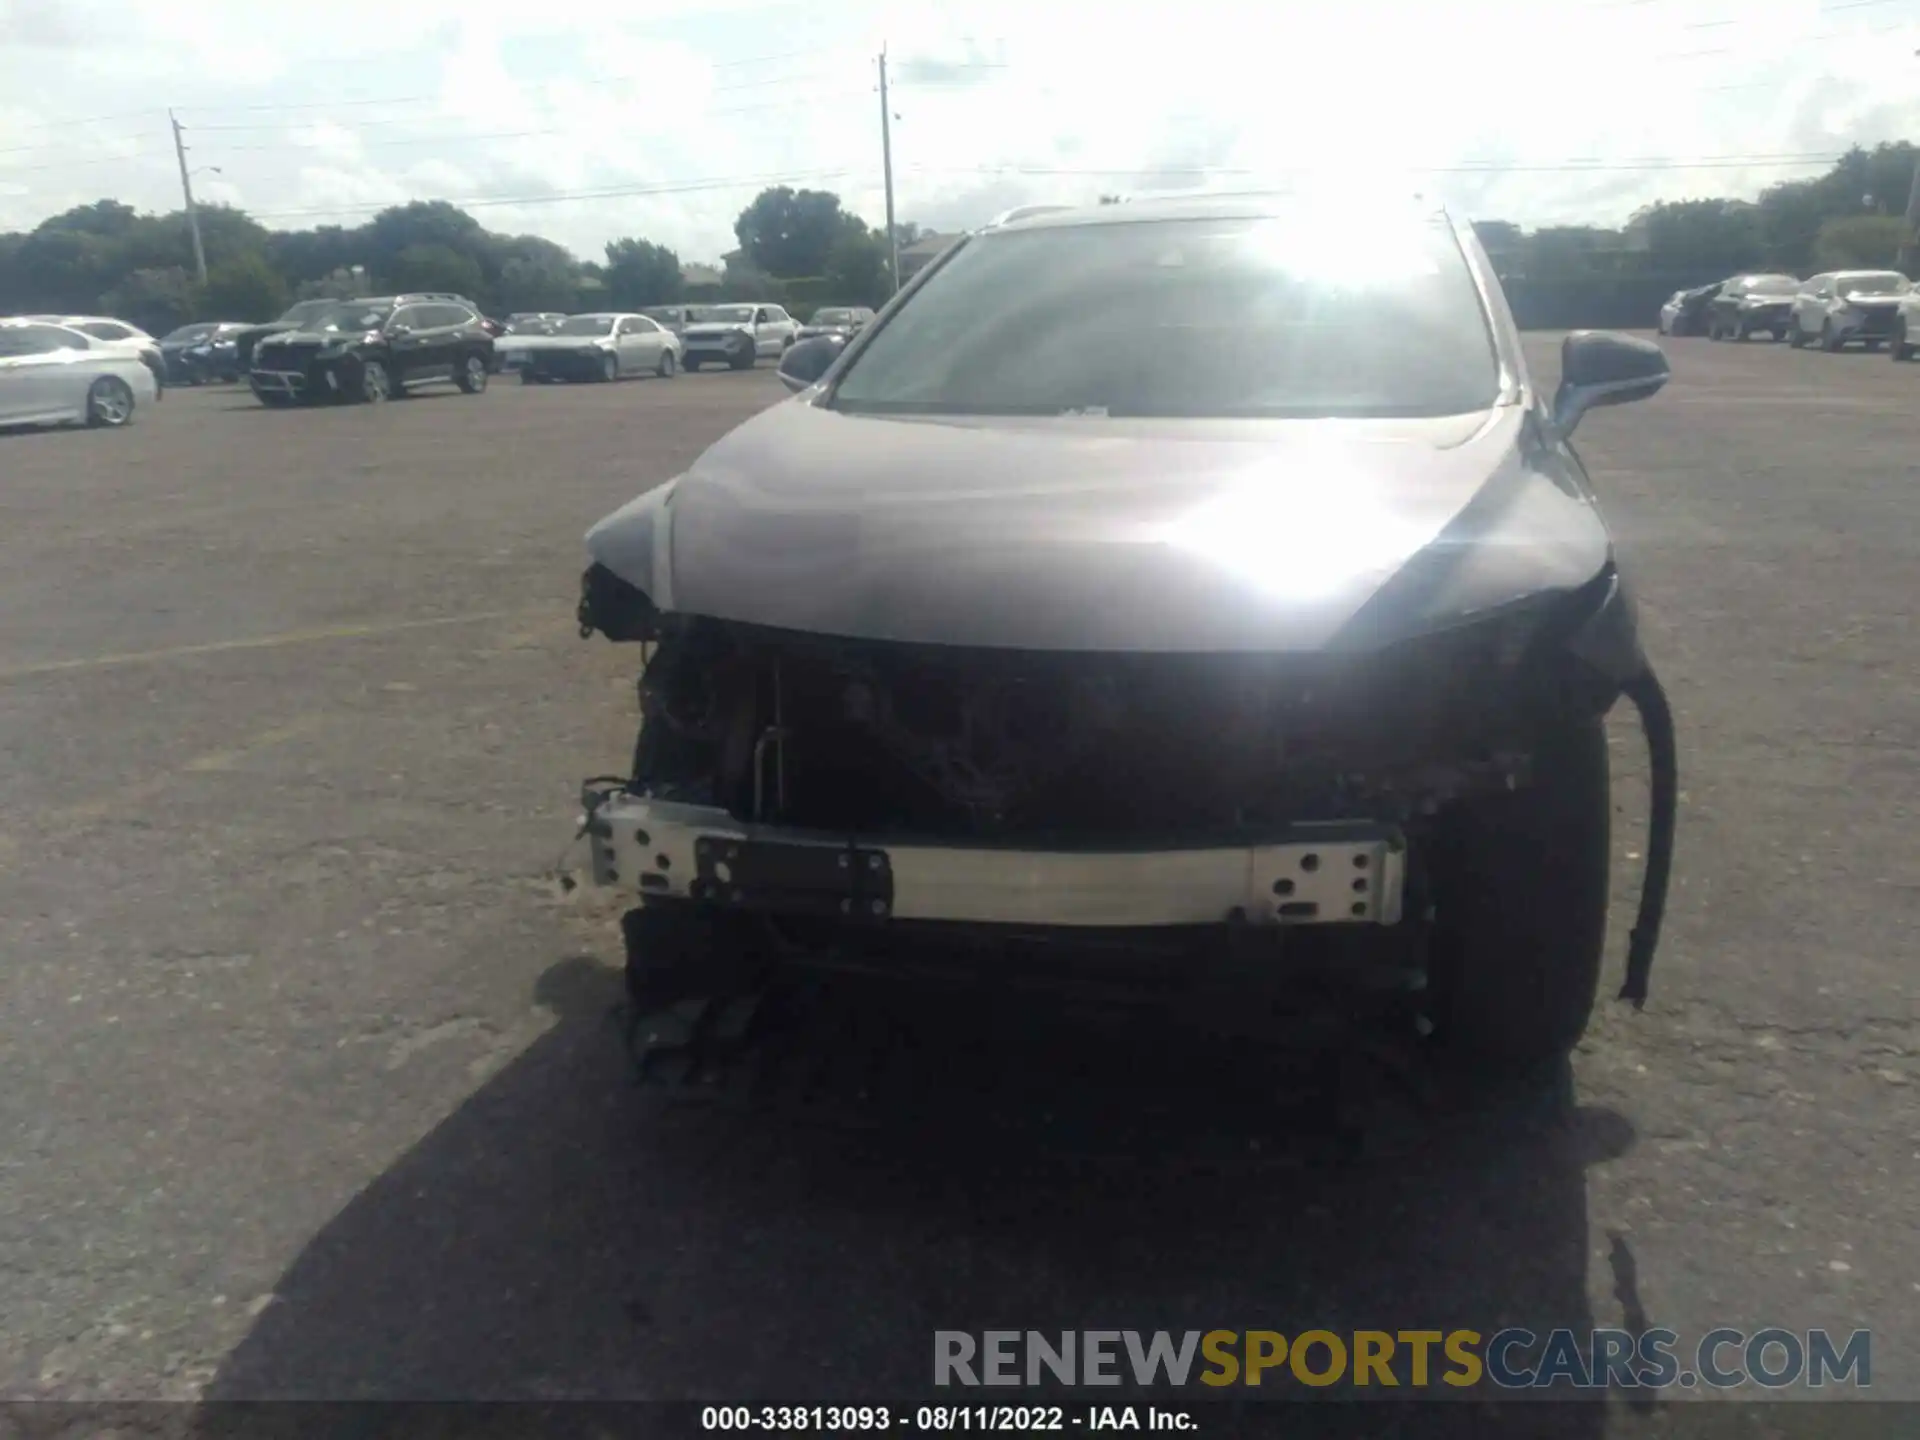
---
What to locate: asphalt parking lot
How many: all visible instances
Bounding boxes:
[1,339,1915,1428]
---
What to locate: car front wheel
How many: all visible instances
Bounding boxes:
[1893,322,1915,362]
[360,360,391,402]
[86,376,135,427]
[1424,716,1611,1076]
[457,354,489,393]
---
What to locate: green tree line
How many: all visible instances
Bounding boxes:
[4,145,1916,333]
[0,185,906,335]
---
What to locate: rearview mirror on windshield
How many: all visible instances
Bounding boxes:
[1552,330,1670,437]
[778,334,847,393]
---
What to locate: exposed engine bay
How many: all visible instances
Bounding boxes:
[588,563,1616,848]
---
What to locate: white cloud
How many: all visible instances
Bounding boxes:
[3,0,1920,260]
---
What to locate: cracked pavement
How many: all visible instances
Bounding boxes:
[0,343,1913,1430]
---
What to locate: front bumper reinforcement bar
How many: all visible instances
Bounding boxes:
[582,790,1407,930]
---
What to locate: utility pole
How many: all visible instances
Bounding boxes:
[878,48,899,296]
[1900,162,1920,273]
[1903,52,1920,274]
[169,109,208,287]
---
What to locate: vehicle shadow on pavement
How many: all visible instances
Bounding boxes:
[205,952,1639,1435]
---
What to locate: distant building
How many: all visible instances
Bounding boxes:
[680,262,725,288]
[898,231,962,281]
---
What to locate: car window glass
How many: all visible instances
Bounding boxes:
[636,317,659,333]
[80,322,131,340]
[391,307,426,330]
[831,214,1501,419]
[1,325,79,355]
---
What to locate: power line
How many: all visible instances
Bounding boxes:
[922,155,1848,178]
[245,166,864,221]
[0,153,169,176]
[0,108,165,137]
[179,61,1007,135]
[171,45,863,123]
[193,90,876,155]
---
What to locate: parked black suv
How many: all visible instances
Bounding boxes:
[248,295,495,406]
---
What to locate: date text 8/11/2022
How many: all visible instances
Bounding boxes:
[701,1405,1196,1431]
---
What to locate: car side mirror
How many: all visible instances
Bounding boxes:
[1552,330,1669,437]
[777,334,848,393]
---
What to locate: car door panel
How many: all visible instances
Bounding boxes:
[2,328,85,422]
[425,307,462,379]
[618,320,646,370]
[0,356,37,423]
[634,319,664,366]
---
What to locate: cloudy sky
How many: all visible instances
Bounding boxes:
[3,0,1920,262]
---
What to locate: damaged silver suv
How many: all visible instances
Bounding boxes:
[575,196,1678,1077]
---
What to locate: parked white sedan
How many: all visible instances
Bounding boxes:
[0,320,159,430]
[499,312,683,383]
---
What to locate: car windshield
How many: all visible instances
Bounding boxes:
[701,306,755,323]
[829,213,1501,419]
[505,318,557,334]
[642,308,681,321]
[162,324,216,343]
[309,303,393,331]
[1744,276,1799,296]
[277,300,341,325]
[1839,273,1907,295]
[812,309,854,324]
[555,316,616,336]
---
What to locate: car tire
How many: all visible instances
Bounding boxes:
[657,349,676,378]
[620,903,771,1031]
[86,376,135,428]
[1788,320,1806,348]
[1866,338,1883,352]
[729,350,755,371]
[684,356,702,372]
[1424,716,1611,1076]
[1894,323,1914,362]
[360,360,391,403]
[1820,320,1842,352]
[457,353,489,394]
[600,352,620,383]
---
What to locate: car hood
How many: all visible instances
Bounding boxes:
[585,400,1613,653]
[255,327,376,348]
[1839,293,1904,307]
[682,323,753,338]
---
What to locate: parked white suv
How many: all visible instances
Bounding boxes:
[1788,270,1910,351]
[678,303,801,371]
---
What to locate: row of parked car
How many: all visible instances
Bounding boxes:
[1657,269,1920,354]
[244,296,879,404]
[0,296,880,429]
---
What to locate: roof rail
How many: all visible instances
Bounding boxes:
[984,204,1077,228]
